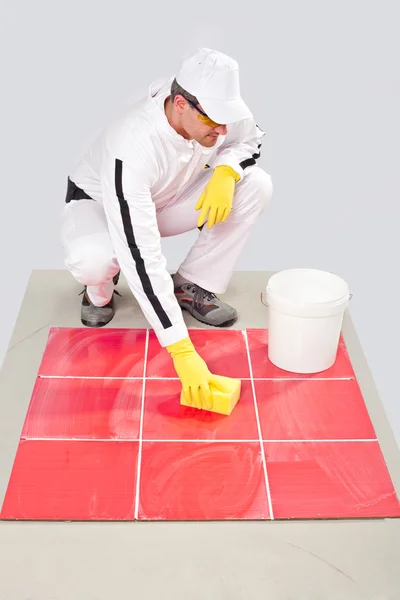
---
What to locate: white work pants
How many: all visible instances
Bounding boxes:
[60,166,273,306]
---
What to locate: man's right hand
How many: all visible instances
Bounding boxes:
[166,336,217,410]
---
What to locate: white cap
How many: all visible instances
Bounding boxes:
[176,47,253,125]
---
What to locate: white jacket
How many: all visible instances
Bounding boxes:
[69,77,265,347]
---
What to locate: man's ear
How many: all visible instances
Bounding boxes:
[174,94,187,116]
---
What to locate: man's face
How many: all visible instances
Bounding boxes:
[175,96,228,147]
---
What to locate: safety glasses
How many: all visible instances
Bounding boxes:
[185,98,223,128]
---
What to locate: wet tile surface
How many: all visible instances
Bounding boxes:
[138,441,270,520]
[142,379,258,441]
[255,379,377,441]
[21,377,142,440]
[264,441,400,519]
[146,329,250,378]
[1,440,139,520]
[38,327,147,377]
[2,327,399,522]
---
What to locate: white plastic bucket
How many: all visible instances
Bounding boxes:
[264,269,351,374]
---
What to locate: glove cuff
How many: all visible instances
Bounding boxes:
[166,336,195,357]
[214,165,241,182]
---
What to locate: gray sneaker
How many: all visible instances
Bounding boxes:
[174,280,238,327]
[79,272,121,327]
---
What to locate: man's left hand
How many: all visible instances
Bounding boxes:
[196,165,240,229]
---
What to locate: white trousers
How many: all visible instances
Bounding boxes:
[60,166,273,306]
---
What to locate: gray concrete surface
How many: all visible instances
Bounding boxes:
[0,270,399,600]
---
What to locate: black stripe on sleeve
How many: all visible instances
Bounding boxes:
[239,157,256,170]
[114,158,173,329]
[239,143,262,171]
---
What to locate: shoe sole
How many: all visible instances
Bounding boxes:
[81,318,113,327]
[180,305,238,328]
[81,293,116,328]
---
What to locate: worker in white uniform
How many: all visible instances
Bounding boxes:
[61,47,273,408]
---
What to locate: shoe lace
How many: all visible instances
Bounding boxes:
[188,284,217,307]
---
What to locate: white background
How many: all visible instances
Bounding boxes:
[1,0,399,445]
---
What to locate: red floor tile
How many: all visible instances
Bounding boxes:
[146,329,250,378]
[246,329,355,378]
[264,441,400,519]
[21,377,143,440]
[38,328,147,377]
[0,440,139,520]
[138,442,269,520]
[255,379,376,441]
[142,379,258,440]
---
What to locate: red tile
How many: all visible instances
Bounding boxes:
[38,327,147,377]
[21,377,142,440]
[146,329,250,378]
[247,329,355,378]
[138,442,269,520]
[264,441,400,519]
[145,334,172,377]
[0,440,139,520]
[142,379,258,440]
[255,379,376,441]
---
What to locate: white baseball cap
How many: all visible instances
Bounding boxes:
[176,47,253,125]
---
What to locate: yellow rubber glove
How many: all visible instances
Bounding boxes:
[166,336,219,410]
[196,165,240,229]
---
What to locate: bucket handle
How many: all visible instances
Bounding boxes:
[260,292,268,307]
[260,292,353,307]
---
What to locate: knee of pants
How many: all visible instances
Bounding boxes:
[65,241,118,286]
[234,167,274,217]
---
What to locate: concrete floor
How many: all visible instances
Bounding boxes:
[0,270,399,600]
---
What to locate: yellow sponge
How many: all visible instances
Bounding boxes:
[180,375,242,416]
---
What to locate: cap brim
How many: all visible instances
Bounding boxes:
[198,95,253,125]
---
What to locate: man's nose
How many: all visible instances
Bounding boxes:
[215,124,227,135]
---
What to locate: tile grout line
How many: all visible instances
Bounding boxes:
[254,377,355,381]
[19,437,379,443]
[37,375,167,380]
[142,439,260,443]
[243,329,274,520]
[37,375,355,381]
[262,438,379,443]
[134,328,149,520]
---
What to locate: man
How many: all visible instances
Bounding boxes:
[61,47,273,409]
